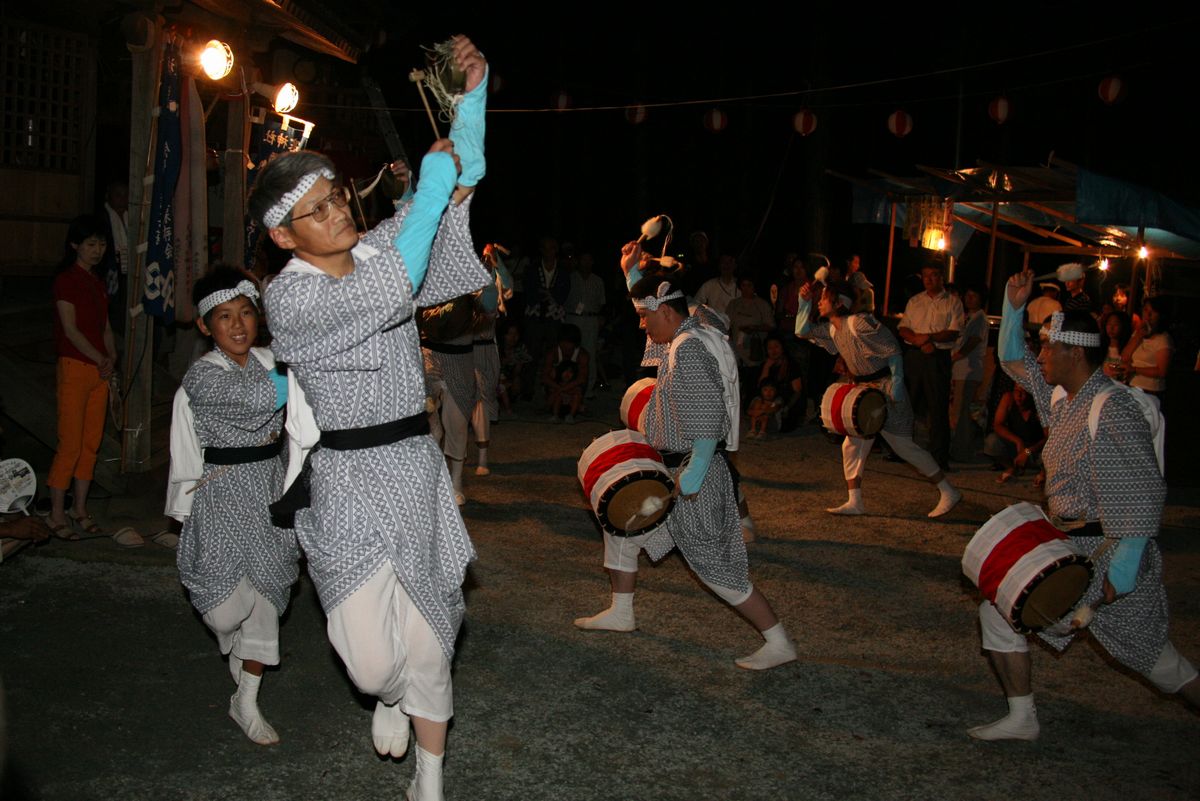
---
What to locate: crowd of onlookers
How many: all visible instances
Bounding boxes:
[486,235,1187,487]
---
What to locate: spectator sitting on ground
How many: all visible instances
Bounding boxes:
[541,323,588,423]
[984,384,1046,486]
[497,322,531,415]
[746,382,783,438]
[758,335,804,431]
[1,515,51,564]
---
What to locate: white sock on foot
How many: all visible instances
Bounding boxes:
[372,699,410,758]
[929,482,962,518]
[967,694,1039,741]
[736,623,797,670]
[228,671,280,746]
[828,489,864,515]
[475,445,490,476]
[573,592,636,632]
[406,745,445,801]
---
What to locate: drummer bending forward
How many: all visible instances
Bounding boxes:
[795,282,960,517]
[575,275,796,670]
[968,268,1199,741]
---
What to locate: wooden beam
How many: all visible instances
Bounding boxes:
[952,213,1031,246]
[222,96,248,269]
[960,202,1085,247]
[985,202,999,290]
[883,201,896,315]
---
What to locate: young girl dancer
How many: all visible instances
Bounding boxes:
[166,266,299,745]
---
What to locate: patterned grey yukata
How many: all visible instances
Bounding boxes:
[641,315,750,596]
[804,313,913,436]
[177,351,299,615]
[424,328,479,421]
[1006,354,1170,673]
[265,197,486,658]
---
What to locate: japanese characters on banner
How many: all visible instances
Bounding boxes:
[143,38,182,323]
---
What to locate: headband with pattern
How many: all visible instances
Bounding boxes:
[1047,311,1101,348]
[198,279,260,318]
[632,281,684,312]
[262,168,336,228]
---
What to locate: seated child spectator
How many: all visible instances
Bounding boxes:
[541,323,588,423]
[498,322,531,414]
[747,382,783,438]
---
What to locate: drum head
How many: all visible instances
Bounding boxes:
[1014,560,1092,632]
[605,478,673,536]
[853,388,888,438]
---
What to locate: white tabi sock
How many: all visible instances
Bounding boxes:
[573,592,636,632]
[741,514,757,543]
[228,671,280,746]
[929,480,962,518]
[736,622,798,670]
[828,489,864,515]
[372,699,410,758]
[967,694,1039,741]
[406,745,445,801]
[475,443,490,475]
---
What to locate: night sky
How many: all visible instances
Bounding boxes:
[76,3,1198,294]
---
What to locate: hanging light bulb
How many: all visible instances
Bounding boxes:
[1138,246,1149,259]
[1098,258,1110,272]
[199,39,234,80]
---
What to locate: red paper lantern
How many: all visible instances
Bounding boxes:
[625,104,647,125]
[703,108,728,132]
[1098,75,1123,105]
[792,108,817,136]
[988,96,1010,125]
[554,91,570,110]
[887,110,913,138]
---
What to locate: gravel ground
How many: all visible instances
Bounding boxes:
[2,393,1197,800]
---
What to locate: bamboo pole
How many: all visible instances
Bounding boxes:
[985,202,1000,291]
[883,200,897,315]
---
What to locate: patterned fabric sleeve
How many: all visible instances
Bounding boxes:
[182,359,277,434]
[673,338,727,443]
[1091,391,1166,538]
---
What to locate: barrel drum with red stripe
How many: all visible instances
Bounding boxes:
[962,502,1093,633]
[577,429,675,537]
[619,378,656,433]
[820,383,888,438]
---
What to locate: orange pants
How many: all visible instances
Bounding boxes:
[48,357,109,490]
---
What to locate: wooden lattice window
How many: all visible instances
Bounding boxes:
[0,20,92,172]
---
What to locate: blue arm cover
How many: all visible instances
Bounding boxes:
[998,295,1027,363]
[495,257,513,291]
[398,181,414,204]
[794,296,813,337]
[479,281,499,312]
[393,151,457,292]
[679,438,717,496]
[1107,537,1148,595]
[887,354,907,404]
[625,263,644,291]
[268,366,288,410]
[449,67,487,187]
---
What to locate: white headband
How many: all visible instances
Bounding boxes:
[198,279,260,318]
[632,281,684,312]
[1047,312,1101,348]
[262,168,335,228]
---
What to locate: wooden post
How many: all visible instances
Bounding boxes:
[121,23,161,473]
[985,201,1000,291]
[883,199,897,315]
[223,96,248,268]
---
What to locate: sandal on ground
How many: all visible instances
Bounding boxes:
[150,530,179,549]
[111,526,146,548]
[48,520,79,540]
[67,511,103,535]
[995,470,1015,484]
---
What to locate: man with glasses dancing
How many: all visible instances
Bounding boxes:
[252,36,487,801]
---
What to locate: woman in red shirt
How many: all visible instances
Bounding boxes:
[47,216,119,539]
